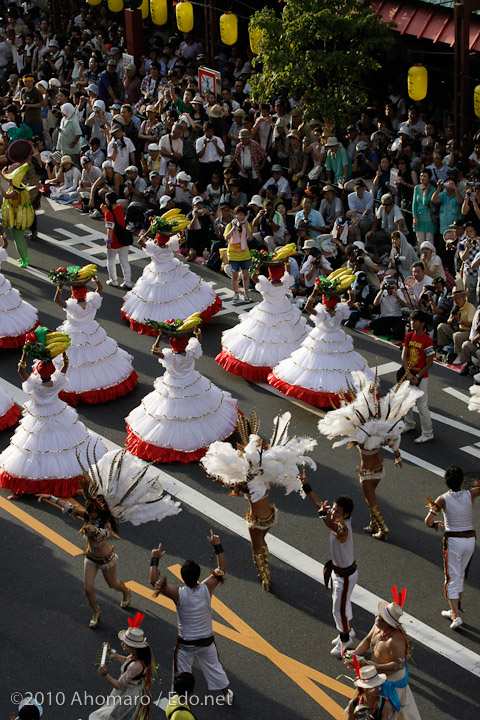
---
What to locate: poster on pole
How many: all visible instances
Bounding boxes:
[198,66,221,99]
[122,52,135,74]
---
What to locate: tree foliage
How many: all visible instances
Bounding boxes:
[249,0,395,128]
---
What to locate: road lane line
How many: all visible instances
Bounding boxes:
[369,361,401,376]
[443,387,471,404]
[1,381,479,675]
[413,407,480,438]
[460,445,480,459]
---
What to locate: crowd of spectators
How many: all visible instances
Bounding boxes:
[0,2,479,380]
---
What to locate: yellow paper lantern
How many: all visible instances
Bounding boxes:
[249,28,262,54]
[140,0,149,20]
[407,65,428,102]
[474,85,480,118]
[108,0,124,12]
[220,12,238,46]
[87,0,102,6]
[150,0,167,25]
[176,1,194,33]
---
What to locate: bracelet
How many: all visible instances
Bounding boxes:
[303,482,313,494]
[110,648,116,658]
[50,494,59,503]
[18,362,26,368]
[214,544,224,555]
[150,557,159,566]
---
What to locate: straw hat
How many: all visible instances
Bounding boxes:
[207,104,223,118]
[118,625,148,648]
[377,600,403,628]
[60,155,73,166]
[325,136,340,147]
[354,664,387,689]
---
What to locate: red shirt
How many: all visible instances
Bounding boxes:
[104,205,126,250]
[403,330,434,377]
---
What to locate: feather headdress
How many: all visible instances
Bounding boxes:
[77,445,181,525]
[318,370,423,452]
[201,411,317,503]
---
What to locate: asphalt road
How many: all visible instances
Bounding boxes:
[1,201,479,720]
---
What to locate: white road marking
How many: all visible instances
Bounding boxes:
[443,387,471,404]
[45,198,70,212]
[384,446,444,476]
[460,443,480,459]
[413,406,480,438]
[2,376,479,676]
[6,257,49,281]
[37,224,146,266]
[369,361,401,376]
[255,381,326,418]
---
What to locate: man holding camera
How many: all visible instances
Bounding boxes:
[294,195,326,245]
[431,176,464,236]
[370,278,407,340]
[345,243,381,290]
[436,287,476,363]
[458,222,479,306]
[420,276,453,339]
[365,194,406,264]
[252,200,284,250]
[196,120,225,191]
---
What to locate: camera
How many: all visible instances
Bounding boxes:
[352,246,364,261]
[124,179,133,187]
[393,252,406,264]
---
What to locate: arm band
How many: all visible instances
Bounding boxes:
[303,482,313,495]
[150,557,159,566]
[214,544,224,555]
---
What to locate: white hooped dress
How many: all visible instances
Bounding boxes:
[216,273,308,381]
[121,237,221,335]
[125,337,238,463]
[0,368,106,496]
[0,246,38,348]
[53,291,137,405]
[268,301,373,408]
[0,385,21,431]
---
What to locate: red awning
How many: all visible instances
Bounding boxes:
[371,0,480,52]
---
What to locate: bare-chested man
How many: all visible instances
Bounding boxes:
[350,600,421,719]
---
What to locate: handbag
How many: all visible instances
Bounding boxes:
[110,208,133,246]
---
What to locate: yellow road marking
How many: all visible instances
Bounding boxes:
[0,496,353,717]
[0,496,83,556]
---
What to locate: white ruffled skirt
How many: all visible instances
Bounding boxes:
[0,272,38,347]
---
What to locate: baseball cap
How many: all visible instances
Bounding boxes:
[107,59,117,67]
[126,62,136,71]
[353,178,365,188]
[149,170,161,179]
[146,104,156,112]
[80,154,92,165]
[271,164,283,172]
[147,143,160,151]
[102,160,113,169]
[125,165,138,173]
[192,195,204,205]
[356,271,368,284]
[86,83,99,94]
[93,99,105,110]
[8,73,18,83]
[248,194,264,206]
[159,194,171,209]
[238,129,251,139]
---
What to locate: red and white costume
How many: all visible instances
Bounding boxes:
[125,336,238,463]
[216,270,307,382]
[268,300,372,408]
[0,246,38,348]
[0,384,21,431]
[0,368,106,495]
[121,236,221,335]
[53,289,137,405]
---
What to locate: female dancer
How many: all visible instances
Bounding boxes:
[0,330,106,497]
[52,269,137,405]
[121,229,221,335]
[216,261,307,381]
[1,161,35,268]
[38,449,180,628]
[125,325,238,463]
[318,371,422,540]
[0,234,38,348]
[202,411,316,590]
[268,280,373,408]
[344,664,392,720]
[90,614,156,719]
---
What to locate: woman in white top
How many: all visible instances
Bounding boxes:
[424,464,480,630]
[107,125,135,175]
[419,240,446,281]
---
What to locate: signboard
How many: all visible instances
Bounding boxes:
[122,52,135,74]
[198,66,221,100]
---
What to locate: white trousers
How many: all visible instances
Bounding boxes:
[444,536,475,599]
[106,246,131,284]
[404,376,433,437]
[332,570,358,633]
[174,640,229,691]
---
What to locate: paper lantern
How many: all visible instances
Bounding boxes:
[407,65,428,101]
[140,0,149,19]
[249,28,262,54]
[220,12,238,46]
[150,0,167,25]
[87,0,102,6]
[474,85,480,118]
[108,0,124,12]
[176,1,194,33]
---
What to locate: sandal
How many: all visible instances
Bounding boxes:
[89,606,101,628]
[120,587,131,609]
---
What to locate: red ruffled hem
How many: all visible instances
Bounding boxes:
[58,369,138,406]
[122,296,222,335]
[0,320,39,348]
[216,350,271,382]
[0,403,21,431]
[200,295,222,323]
[125,427,207,464]
[0,471,82,497]
[267,373,350,408]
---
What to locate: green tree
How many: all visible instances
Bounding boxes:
[249,0,395,128]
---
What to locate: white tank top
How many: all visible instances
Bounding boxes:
[442,490,473,532]
[330,518,355,568]
[177,583,213,641]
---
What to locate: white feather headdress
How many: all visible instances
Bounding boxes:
[469,385,480,414]
[77,447,181,525]
[201,411,317,503]
[317,371,423,452]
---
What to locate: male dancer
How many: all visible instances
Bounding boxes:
[302,477,358,657]
[149,530,234,704]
